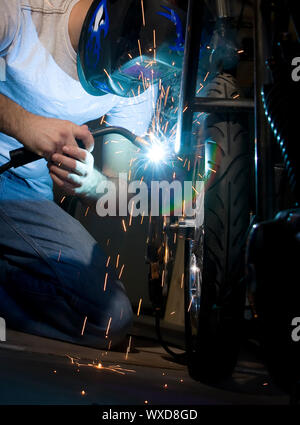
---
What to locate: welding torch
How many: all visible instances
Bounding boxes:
[0,126,149,175]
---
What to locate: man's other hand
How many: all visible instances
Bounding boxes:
[48,145,104,198]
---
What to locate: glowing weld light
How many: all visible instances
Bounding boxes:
[147,143,166,163]
[146,134,168,163]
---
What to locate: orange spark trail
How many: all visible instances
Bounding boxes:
[137,298,143,317]
[103,272,108,291]
[118,264,125,279]
[105,317,112,337]
[81,316,87,336]
[141,0,145,26]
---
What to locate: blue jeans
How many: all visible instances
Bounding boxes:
[0,171,133,348]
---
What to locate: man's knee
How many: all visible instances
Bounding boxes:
[107,281,133,345]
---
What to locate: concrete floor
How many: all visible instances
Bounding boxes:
[0,325,289,406]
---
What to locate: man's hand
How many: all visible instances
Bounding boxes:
[22,115,94,160]
[48,145,106,198]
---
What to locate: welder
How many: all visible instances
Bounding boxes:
[0,0,182,348]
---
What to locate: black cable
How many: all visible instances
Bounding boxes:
[154,311,187,364]
[0,126,148,175]
[0,161,12,175]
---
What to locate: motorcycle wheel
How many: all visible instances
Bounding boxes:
[185,73,251,383]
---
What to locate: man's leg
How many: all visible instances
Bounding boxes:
[0,198,133,349]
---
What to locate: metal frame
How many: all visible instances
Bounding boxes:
[177,0,273,222]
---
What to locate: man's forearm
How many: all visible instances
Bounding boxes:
[0,93,32,145]
[0,93,94,159]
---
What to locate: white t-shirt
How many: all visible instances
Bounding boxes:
[0,0,154,199]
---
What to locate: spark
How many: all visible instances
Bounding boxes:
[141,211,145,224]
[164,120,169,134]
[138,39,143,61]
[237,49,244,54]
[67,355,136,376]
[141,0,145,26]
[164,86,170,107]
[153,30,157,61]
[161,269,165,287]
[187,296,195,312]
[107,238,110,246]
[116,254,120,269]
[140,71,146,91]
[106,256,111,267]
[197,83,204,94]
[60,196,66,204]
[129,201,134,226]
[105,317,112,337]
[232,94,240,99]
[164,244,168,264]
[84,206,90,217]
[118,264,125,279]
[103,68,113,83]
[183,105,188,113]
[122,219,127,232]
[117,81,124,91]
[180,273,184,288]
[103,272,108,291]
[204,71,210,82]
[81,390,86,396]
[81,316,87,336]
[125,336,132,360]
[137,298,143,317]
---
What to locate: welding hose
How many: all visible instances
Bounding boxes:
[0,126,149,175]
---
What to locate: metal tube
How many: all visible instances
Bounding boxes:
[176,0,205,155]
[192,98,254,113]
[254,0,274,221]
[215,0,231,18]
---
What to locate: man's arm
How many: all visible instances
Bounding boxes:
[0,0,94,160]
[0,93,94,159]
